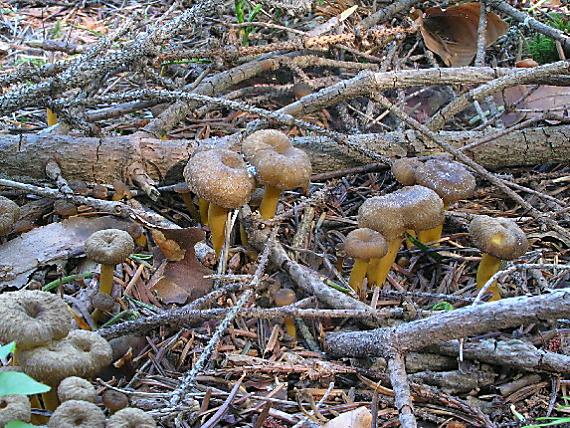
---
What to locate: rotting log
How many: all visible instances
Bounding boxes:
[0,125,569,183]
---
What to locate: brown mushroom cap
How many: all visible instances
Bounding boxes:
[273,289,296,307]
[243,130,312,190]
[0,195,20,236]
[91,292,115,312]
[398,185,445,232]
[172,182,191,194]
[102,389,129,412]
[358,193,406,241]
[0,290,72,350]
[58,377,97,403]
[469,216,528,260]
[48,400,106,428]
[0,395,31,426]
[344,228,388,260]
[183,149,255,209]
[106,407,157,428]
[415,159,476,204]
[85,229,134,265]
[19,330,113,386]
[391,158,422,186]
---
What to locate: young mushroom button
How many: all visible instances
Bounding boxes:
[242,130,312,220]
[469,216,528,301]
[344,228,388,295]
[0,195,20,236]
[184,148,255,256]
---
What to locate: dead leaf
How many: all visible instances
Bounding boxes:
[151,230,185,261]
[323,407,372,428]
[515,58,539,68]
[417,3,508,67]
[0,216,134,290]
[148,227,212,304]
[494,85,570,126]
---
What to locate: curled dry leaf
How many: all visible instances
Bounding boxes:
[417,2,508,67]
[151,230,185,261]
[148,227,212,304]
[323,406,372,428]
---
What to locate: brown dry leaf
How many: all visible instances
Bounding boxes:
[494,85,570,126]
[323,407,372,428]
[0,216,134,290]
[515,58,539,68]
[417,2,508,66]
[148,227,212,304]
[151,230,185,261]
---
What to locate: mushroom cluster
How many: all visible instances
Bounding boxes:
[358,185,444,286]
[391,158,476,244]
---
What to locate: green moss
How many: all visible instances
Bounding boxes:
[527,13,570,64]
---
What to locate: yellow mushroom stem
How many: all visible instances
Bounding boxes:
[368,239,401,286]
[349,258,369,295]
[42,388,59,411]
[98,264,115,296]
[259,185,282,220]
[198,198,210,225]
[180,193,200,222]
[476,253,502,301]
[208,203,229,257]
[46,108,58,126]
[283,316,297,340]
[417,203,448,245]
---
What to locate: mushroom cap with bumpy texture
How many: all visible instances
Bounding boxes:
[19,330,113,386]
[243,130,312,191]
[106,407,157,428]
[415,159,476,204]
[0,290,71,350]
[0,195,20,236]
[58,376,97,403]
[358,193,406,242]
[469,216,528,260]
[184,149,255,209]
[0,395,31,426]
[391,158,422,186]
[398,185,445,232]
[344,228,388,260]
[48,400,106,428]
[85,229,134,265]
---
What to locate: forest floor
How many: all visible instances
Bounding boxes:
[0,0,569,427]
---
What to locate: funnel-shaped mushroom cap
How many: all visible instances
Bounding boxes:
[48,400,106,428]
[469,216,528,260]
[415,159,476,204]
[58,376,97,403]
[85,229,134,265]
[344,228,388,260]
[183,149,255,209]
[273,289,296,307]
[399,185,445,232]
[0,195,20,236]
[358,193,406,241]
[106,407,157,428]
[0,290,71,350]
[0,395,31,426]
[391,158,422,186]
[243,130,312,190]
[20,330,113,386]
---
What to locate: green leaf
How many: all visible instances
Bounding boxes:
[431,301,454,311]
[6,421,37,428]
[0,372,50,396]
[0,342,16,361]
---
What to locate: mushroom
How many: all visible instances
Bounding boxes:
[242,130,312,219]
[102,390,129,413]
[106,407,157,428]
[358,186,444,286]
[184,149,255,256]
[391,158,422,186]
[0,395,31,426]
[85,229,134,321]
[273,288,297,341]
[0,290,72,351]
[19,330,113,409]
[48,400,106,428]
[58,377,97,403]
[344,228,388,295]
[415,159,476,244]
[469,216,528,300]
[173,182,200,222]
[0,195,20,237]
